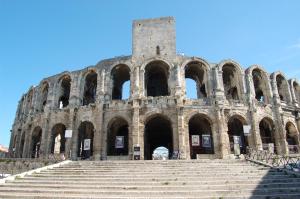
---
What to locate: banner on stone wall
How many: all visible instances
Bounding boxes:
[243,125,251,136]
[191,135,200,146]
[115,136,124,149]
[84,139,91,150]
[65,130,73,138]
[202,134,211,148]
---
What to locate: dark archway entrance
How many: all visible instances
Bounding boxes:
[144,115,173,160]
[144,61,169,97]
[77,121,94,159]
[31,127,42,158]
[107,117,129,156]
[286,122,299,154]
[259,118,276,153]
[188,114,214,159]
[227,116,248,154]
[51,124,66,154]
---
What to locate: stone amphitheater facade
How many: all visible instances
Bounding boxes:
[9,17,300,160]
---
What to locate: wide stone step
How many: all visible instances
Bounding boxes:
[3,182,300,190]
[1,192,300,199]
[7,178,300,185]
[1,187,300,196]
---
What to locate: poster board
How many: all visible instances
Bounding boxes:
[115,136,124,149]
[191,135,200,146]
[243,125,251,136]
[83,139,91,150]
[65,130,73,138]
[202,134,211,148]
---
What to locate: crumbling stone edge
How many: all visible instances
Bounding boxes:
[0,160,72,184]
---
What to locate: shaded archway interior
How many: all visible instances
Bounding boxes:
[276,75,290,103]
[83,72,97,105]
[58,75,71,108]
[259,118,276,153]
[107,117,129,156]
[144,115,173,160]
[188,114,214,159]
[111,64,130,100]
[222,64,240,100]
[227,117,248,154]
[40,82,49,111]
[293,81,300,103]
[77,121,94,159]
[51,123,66,154]
[185,61,207,99]
[252,69,269,103]
[145,61,169,97]
[31,127,42,158]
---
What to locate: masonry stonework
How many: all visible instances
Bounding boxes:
[9,17,300,160]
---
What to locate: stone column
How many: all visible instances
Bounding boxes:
[215,107,230,158]
[249,110,262,150]
[177,107,187,159]
[131,100,141,159]
[92,106,103,160]
[40,113,51,159]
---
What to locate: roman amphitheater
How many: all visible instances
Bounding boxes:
[9,17,300,161]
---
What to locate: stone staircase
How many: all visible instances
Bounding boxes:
[0,159,300,198]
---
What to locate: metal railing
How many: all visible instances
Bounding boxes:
[246,147,300,172]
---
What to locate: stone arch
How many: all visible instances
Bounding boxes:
[57,74,71,108]
[285,121,300,153]
[188,113,214,159]
[77,121,95,159]
[144,114,173,160]
[218,60,244,100]
[144,60,170,97]
[26,89,34,113]
[271,72,292,103]
[31,126,42,158]
[40,81,49,111]
[111,64,131,100]
[291,79,300,103]
[247,65,272,104]
[50,123,66,154]
[107,117,129,156]
[184,60,210,99]
[259,117,277,153]
[82,70,98,105]
[227,114,249,154]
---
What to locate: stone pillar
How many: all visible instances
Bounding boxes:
[40,114,51,159]
[93,106,103,160]
[177,107,187,159]
[215,107,230,158]
[22,124,32,158]
[249,110,263,150]
[131,100,141,159]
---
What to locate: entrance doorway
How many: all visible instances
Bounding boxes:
[144,115,173,160]
[227,116,248,154]
[188,114,214,159]
[77,121,94,159]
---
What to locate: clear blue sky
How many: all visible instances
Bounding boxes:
[1,1,300,147]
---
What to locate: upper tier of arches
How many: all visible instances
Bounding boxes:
[16,55,300,118]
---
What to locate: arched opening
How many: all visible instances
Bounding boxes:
[285,122,299,154]
[222,64,240,100]
[26,90,33,113]
[185,61,207,99]
[144,115,173,160]
[50,124,66,154]
[188,114,214,159]
[111,64,130,100]
[77,121,94,159]
[252,69,269,103]
[145,61,169,97]
[83,71,97,105]
[259,118,276,153]
[293,81,300,103]
[227,116,248,154]
[40,82,49,111]
[20,132,25,158]
[31,127,42,158]
[58,75,71,108]
[107,117,129,156]
[276,74,290,103]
